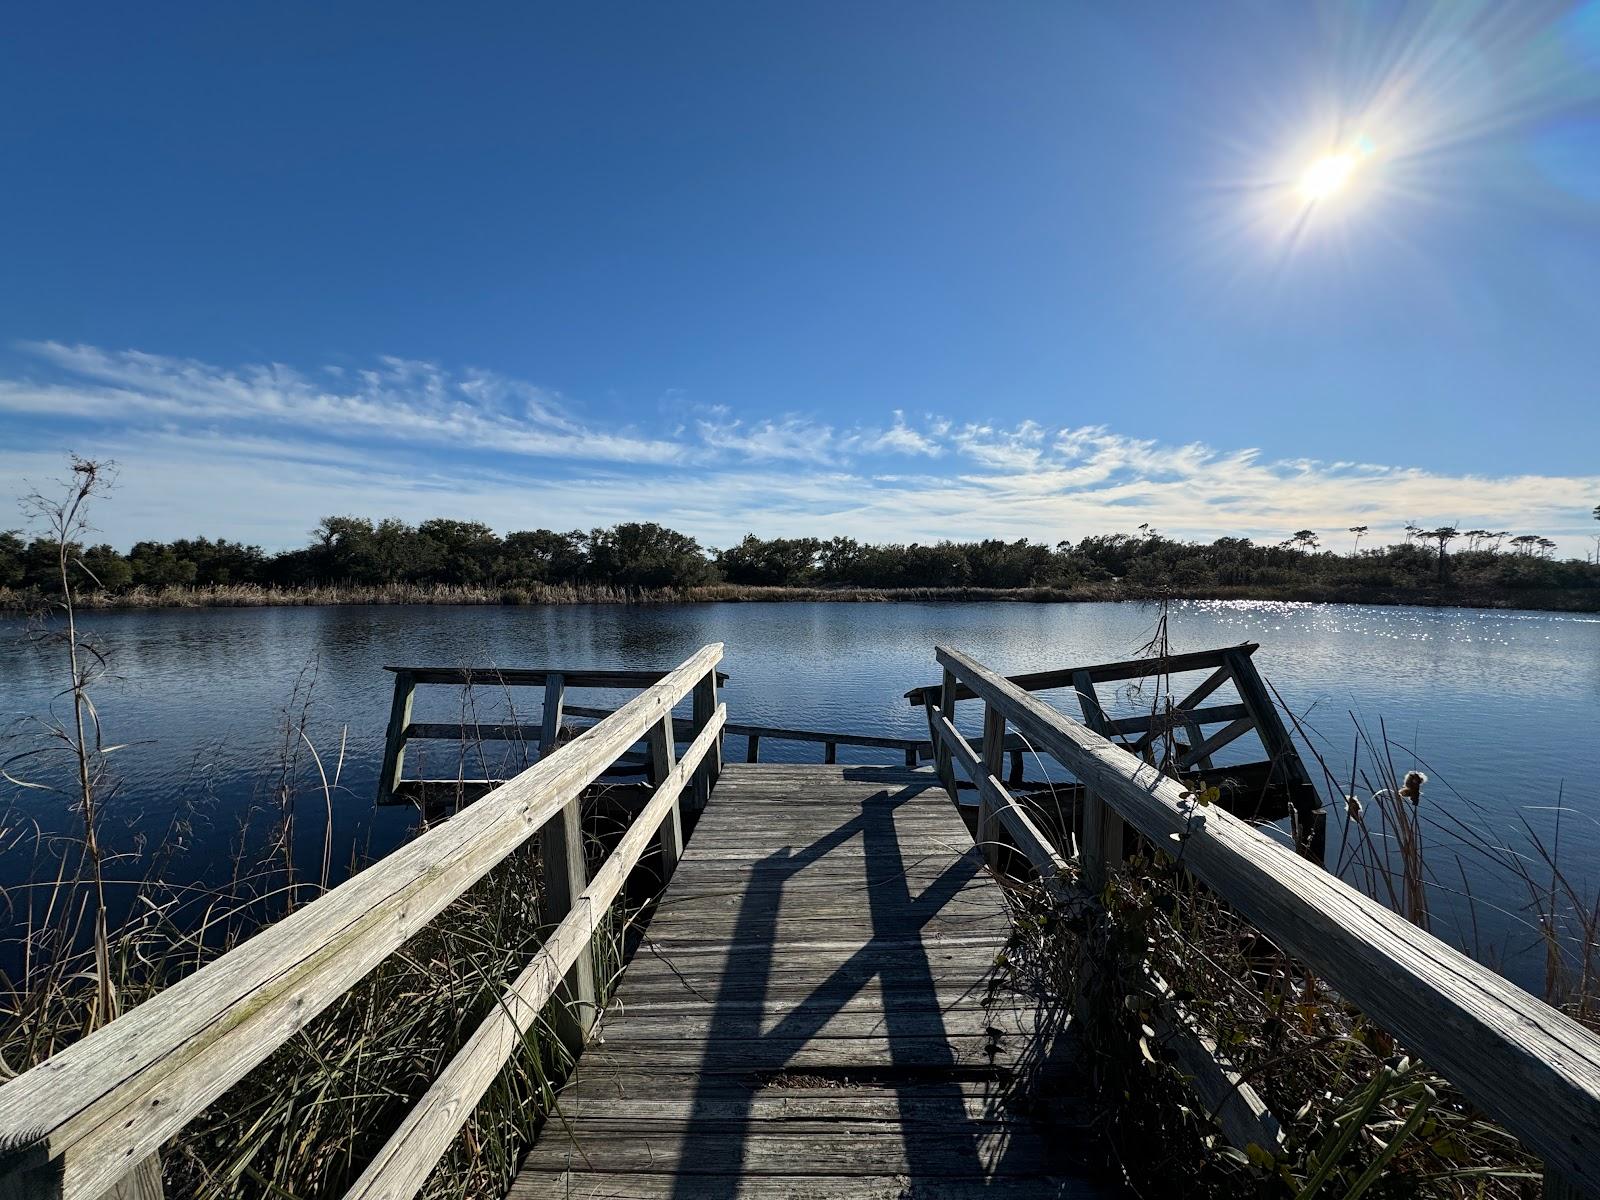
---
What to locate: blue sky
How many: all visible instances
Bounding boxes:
[2,1,1598,553]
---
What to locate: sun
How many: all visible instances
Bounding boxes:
[1299,151,1357,201]
[1296,136,1376,205]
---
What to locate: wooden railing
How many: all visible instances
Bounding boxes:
[559,705,927,768]
[0,645,726,1200]
[910,641,1326,860]
[376,664,730,804]
[925,644,1600,1198]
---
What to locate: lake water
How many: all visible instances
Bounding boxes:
[3,600,1597,989]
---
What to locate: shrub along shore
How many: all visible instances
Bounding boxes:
[2,578,1597,614]
[3,517,1597,613]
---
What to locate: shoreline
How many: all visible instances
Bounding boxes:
[4,581,1596,615]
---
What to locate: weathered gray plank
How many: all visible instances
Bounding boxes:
[387,666,729,688]
[376,670,416,805]
[511,763,1116,1198]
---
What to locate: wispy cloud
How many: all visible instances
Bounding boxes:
[3,342,1596,554]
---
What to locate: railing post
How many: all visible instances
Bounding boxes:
[824,741,837,765]
[979,702,1006,871]
[646,715,682,877]
[1008,748,1024,786]
[690,669,721,811]
[904,745,917,768]
[376,670,416,804]
[1080,789,1124,893]
[535,672,595,1055]
[539,673,565,758]
[933,668,958,798]
[747,733,760,763]
[108,1155,163,1200]
[538,793,597,1059]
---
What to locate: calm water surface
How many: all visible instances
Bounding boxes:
[3,600,1596,986]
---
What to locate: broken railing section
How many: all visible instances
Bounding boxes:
[906,642,1326,863]
[0,644,727,1200]
[923,643,1600,1199]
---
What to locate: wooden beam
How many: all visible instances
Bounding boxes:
[690,669,721,811]
[405,722,543,743]
[935,643,1600,1195]
[1103,703,1249,739]
[933,715,1067,884]
[1179,717,1255,769]
[0,644,725,1200]
[1222,648,1312,789]
[904,644,1260,706]
[933,668,958,801]
[563,704,928,753]
[386,666,728,688]
[538,674,565,759]
[376,671,416,805]
[537,786,595,1057]
[646,716,681,875]
[1072,670,1110,735]
[979,704,1006,870]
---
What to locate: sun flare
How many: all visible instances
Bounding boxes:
[1299,151,1357,201]
[1296,135,1377,206]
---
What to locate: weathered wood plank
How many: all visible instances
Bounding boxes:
[387,666,729,688]
[1178,716,1254,769]
[563,705,928,754]
[1102,702,1248,739]
[511,763,1115,1198]
[376,670,416,805]
[404,721,543,742]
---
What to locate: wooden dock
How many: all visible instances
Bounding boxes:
[511,762,1116,1199]
[3,641,1598,1200]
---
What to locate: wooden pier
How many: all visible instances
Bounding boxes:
[510,762,1113,1198]
[1,642,1598,1200]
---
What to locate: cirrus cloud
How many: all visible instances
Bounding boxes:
[1,342,1595,556]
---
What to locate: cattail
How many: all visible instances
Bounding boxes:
[1399,771,1427,804]
[1346,794,1363,822]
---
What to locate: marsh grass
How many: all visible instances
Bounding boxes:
[987,639,1598,1198]
[0,698,646,1198]
[0,500,653,1199]
[0,580,1130,609]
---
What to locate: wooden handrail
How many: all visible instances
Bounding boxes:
[0,644,725,1200]
[929,709,1285,1154]
[933,644,1600,1195]
[343,707,726,1200]
[559,705,928,754]
[384,665,729,688]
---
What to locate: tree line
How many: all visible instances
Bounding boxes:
[2,512,1597,598]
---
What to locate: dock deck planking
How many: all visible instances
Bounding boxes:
[510,763,1119,1199]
